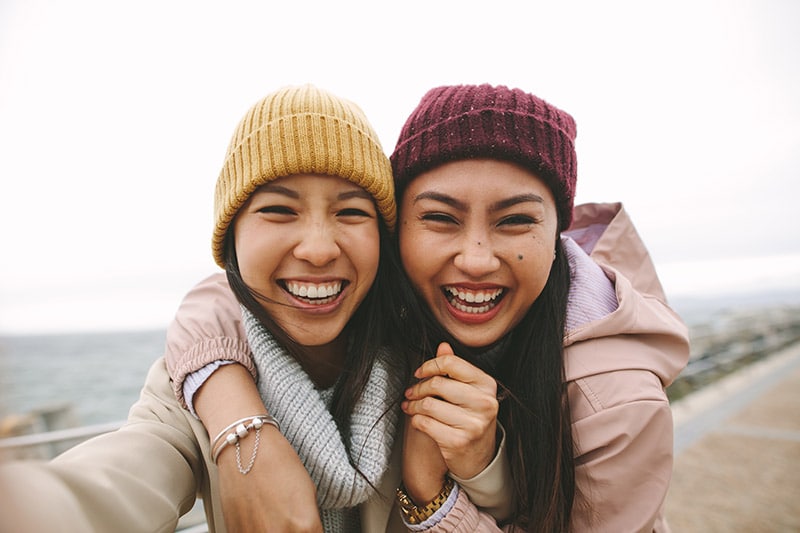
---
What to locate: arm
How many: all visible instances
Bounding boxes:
[194,363,322,532]
[0,359,201,533]
[164,272,255,408]
[569,370,675,532]
[164,273,321,531]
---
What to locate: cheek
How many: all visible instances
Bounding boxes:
[348,225,381,280]
[509,235,556,288]
[398,228,426,283]
[234,232,275,282]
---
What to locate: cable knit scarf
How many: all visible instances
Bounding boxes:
[242,307,402,532]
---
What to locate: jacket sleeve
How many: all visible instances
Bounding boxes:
[569,368,675,532]
[0,359,205,533]
[422,373,675,533]
[450,423,514,521]
[408,487,515,532]
[164,272,256,408]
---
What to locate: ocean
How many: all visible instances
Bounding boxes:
[2,289,800,430]
[0,329,167,426]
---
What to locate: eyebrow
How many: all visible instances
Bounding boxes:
[413,191,467,210]
[492,193,544,211]
[413,191,543,211]
[258,183,299,199]
[337,188,373,201]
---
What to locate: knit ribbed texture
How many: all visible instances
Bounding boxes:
[562,235,619,333]
[390,84,577,230]
[212,85,395,267]
[242,307,401,531]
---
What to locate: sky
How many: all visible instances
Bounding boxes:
[1,0,798,335]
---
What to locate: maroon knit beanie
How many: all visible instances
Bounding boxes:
[390,84,577,230]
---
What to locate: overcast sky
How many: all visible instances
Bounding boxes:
[1,0,798,335]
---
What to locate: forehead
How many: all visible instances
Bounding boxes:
[255,174,370,196]
[402,159,554,206]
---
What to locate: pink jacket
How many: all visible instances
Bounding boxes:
[165,202,690,532]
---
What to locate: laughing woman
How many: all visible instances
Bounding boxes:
[391,84,690,532]
[0,84,415,532]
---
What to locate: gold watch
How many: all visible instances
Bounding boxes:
[396,477,455,525]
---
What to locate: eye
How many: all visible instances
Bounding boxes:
[337,207,373,218]
[420,212,458,224]
[257,205,296,216]
[498,214,537,227]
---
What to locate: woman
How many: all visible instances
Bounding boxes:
[165,84,690,531]
[0,84,448,533]
[389,84,689,532]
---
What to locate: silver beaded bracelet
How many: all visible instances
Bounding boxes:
[211,414,280,474]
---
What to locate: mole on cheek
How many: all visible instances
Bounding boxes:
[517,254,524,261]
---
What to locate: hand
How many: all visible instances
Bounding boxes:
[216,427,322,532]
[402,342,499,480]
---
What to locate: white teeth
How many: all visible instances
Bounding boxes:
[443,286,504,313]
[451,301,492,314]
[285,281,342,302]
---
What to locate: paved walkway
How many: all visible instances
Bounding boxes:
[665,342,800,532]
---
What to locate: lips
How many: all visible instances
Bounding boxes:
[281,280,346,305]
[442,286,505,314]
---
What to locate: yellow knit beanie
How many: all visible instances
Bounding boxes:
[212,84,396,268]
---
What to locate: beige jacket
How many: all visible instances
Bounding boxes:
[0,355,412,532]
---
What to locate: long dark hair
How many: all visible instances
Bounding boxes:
[497,236,575,532]
[396,232,576,532]
[223,215,410,440]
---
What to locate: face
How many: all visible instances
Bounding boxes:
[399,159,558,348]
[233,174,380,347]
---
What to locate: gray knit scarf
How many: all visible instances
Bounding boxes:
[242,308,402,532]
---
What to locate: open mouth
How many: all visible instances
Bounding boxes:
[442,286,505,314]
[281,280,347,305]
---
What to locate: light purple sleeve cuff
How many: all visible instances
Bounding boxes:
[182,360,235,418]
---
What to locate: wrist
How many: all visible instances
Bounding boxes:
[396,477,455,525]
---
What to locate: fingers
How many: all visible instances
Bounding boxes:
[415,343,497,393]
[406,344,501,480]
[404,406,499,480]
[403,389,497,428]
[436,342,455,357]
[406,373,497,410]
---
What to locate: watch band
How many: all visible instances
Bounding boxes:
[396,477,455,525]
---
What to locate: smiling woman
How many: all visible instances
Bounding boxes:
[399,159,558,348]
[0,84,416,533]
[232,175,380,363]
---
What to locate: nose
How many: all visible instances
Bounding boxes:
[453,234,501,277]
[293,222,341,266]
